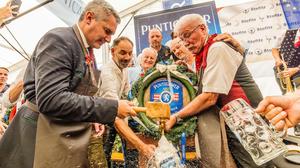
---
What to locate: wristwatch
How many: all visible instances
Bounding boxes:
[174,113,183,123]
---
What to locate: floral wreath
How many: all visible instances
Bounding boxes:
[129,64,198,143]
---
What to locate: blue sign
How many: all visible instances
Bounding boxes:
[280,0,300,29]
[134,1,221,54]
[150,78,183,114]
[162,0,192,10]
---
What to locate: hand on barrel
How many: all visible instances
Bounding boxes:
[165,115,176,132]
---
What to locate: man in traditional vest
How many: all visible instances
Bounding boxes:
[165,14,275,168]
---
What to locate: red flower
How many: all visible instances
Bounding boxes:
[140,72,145,78]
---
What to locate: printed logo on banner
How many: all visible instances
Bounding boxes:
[134,1,221,54]
[150,78,183,114]
[218,0,288,61]
[162,0,192,10]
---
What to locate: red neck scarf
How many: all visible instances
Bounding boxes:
[195,34,217,72]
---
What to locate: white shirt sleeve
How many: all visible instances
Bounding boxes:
[202,42,243,95]
[98,65,120,100]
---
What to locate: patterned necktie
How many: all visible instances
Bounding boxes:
[87,47,96,69]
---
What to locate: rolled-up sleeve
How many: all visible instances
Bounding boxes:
[202,42,243,95]
[34,31,118,124]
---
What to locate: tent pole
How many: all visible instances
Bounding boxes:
[1,0,54,26]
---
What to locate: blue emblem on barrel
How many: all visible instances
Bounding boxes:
[150,78,183,114]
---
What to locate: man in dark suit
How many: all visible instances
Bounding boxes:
[0,1,135,168]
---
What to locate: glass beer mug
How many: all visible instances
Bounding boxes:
[220,98,287,166]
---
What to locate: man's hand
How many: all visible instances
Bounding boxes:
[140,144,156,159]
[213,33,244,55]
[117,100,136,119]
[277,67,299,79]
[0,1,18,20]
[165,115,176,132]
[92,123,105,137]
[275,59,284,67]
[255,94,300,131]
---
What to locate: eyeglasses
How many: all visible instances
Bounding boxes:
[179,24,201,41]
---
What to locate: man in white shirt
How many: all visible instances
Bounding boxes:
[165,14,269,168]
[99,37,155,167]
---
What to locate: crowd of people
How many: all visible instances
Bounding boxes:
[0,0,300,168]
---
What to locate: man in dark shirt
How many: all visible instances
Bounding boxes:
[148,28,177,64]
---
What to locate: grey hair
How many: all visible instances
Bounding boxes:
[137,47,157,66]
[174,14,208,33]
[79,0,120,24]
[142,47,158,58]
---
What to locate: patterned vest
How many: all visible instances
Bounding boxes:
[280,29,300,68]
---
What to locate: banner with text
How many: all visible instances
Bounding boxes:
[218,0,287,62]
[134,1,221,54]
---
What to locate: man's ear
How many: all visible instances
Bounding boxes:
[85,11,95,25]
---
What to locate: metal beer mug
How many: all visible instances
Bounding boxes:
[220,98,287,165]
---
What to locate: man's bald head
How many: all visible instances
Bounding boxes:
[148,28,163,51]
[174,14,209,54]
[174,14,207,35]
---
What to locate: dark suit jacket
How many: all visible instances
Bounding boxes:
[23,27,118,124]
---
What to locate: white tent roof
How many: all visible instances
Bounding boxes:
[0,0,67,68]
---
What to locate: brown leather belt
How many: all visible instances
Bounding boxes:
[24,100,39,113]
